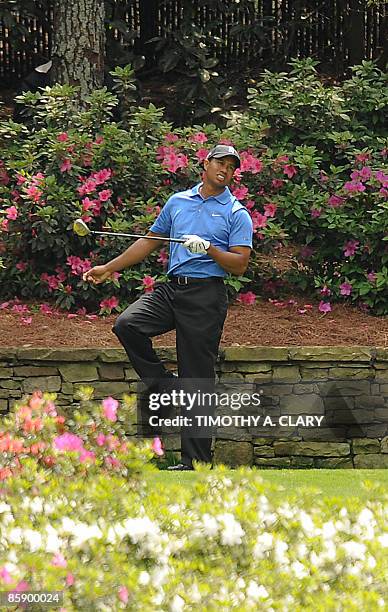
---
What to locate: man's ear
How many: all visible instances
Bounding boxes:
[203,159,209,172]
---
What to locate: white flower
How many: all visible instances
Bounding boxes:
[322,521,336,540]
[342,540,366,560]
[358,508,374,526]
[0,502,11,513]
[299,511,316,536]
[151,566,168,588]
[138,571,150,586]
[70,523,103,547]
[218,513,245,546]
[188,583,201,603]
[291,561,308,579]
[29,497,44,514]
[377,533,388,547]
[123,517,160,543]
[253,532,273,559]
[23,529,43,552]
[170,594,185,612]
[274,538,289,564]
[366,555,376,569]
[8,527,22,544]
[45,524,63,553]
[201,514,219,537]
[61,517,76,532]
[246,581,269,601]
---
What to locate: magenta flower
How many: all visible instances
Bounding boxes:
[343,239,359,257]
[328,194,345,207]
[231,185,249,200]
[240,152,263,174]
[152,437,164,456]
[1,219,9,232]
[66,573,75,586]
[51,553,67,568]
[264,202,277,217]
[0,566,12,584]
[250,211,267,231]
[359,166,372,181]
[92,168,112,185]
[189,132,208,143]
[375,170,388,187]
[237,291,256,305]
[98,189,112,202]
[66,256,91,276]
[25,184,42,202]
[196,148,208,163]
[164,132,179,142]
[16,261,27,271]
[21,317,33,326]
[319,171,329,183]
[339,282,352,296]
[60,158,72,173]
[99,296,119,312]
[355,152,370,163]
[283,164,297,178]
[118,586,129,604]
[77,178,97,196]
[5,206,18,220]
[318,301,331,313]
[320,286,331,297]
[310,208,322,218]
[344,181,365,193]
[271,179,284,189]
[102,397,118,422]
[96,433,106,446]
[79,448,96,463]
[54,433,84,452]
[367,272,377,283]
[57,132,69,142]
[157,249,169,266]
[142,275,155,293]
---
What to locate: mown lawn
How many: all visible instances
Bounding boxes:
[148,469,388,501]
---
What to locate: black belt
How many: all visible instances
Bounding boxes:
[168,276,224,285]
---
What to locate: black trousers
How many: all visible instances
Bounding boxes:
[112,278,228,466]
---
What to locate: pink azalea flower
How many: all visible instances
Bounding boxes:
[57,132,69,142]
[343,239,359,257]
[142,275,155,293]
[16,174,27,185]
[14,580,30,592]
[66,573,75,586]
[92,168,112,185]
[157,249,169,266]
[0,167,10,185]
[271,178,284,189]
[318,301,331,313]
[240,152,263,174]
[0,302,9,309]
[283,164,297,178]
[319,171,329,183]
[79,448,96,463]
[340,282,352,296]
[250,211,267,230]
[60,159,72,173]
[16,261,27,271]
[77,178,97,196]
[164,133,179,142]
[328,194,345,207]
[264,202,277,217]
[12,304,30,313]
[96,433,106,446]
[344,181,365,193]
[320,286,331,297]
[98,189,112,202]
[380,188,388,198]
[1,219,9,232]
[99,296,119,313]
[66,256,91,276]
[5,206,18,220]
[21,317,33,326]
[25,185,42,202]
[245,200,255,210]
[118,586,129,604]
[51,553,67,568]
[102,397,118,422]
[190,132,208,143]
[237,291,256,305]
[94,135,104,145]
[54,433,84,452]
[196,148,208,163]
[375,170,388,186]
[355,152,370,163]
[367,272,377,283]
[231,185,249,200]
[0,566,13,584]
[310,208,322,218]
[358,166,371,181]
[152,437,164,456]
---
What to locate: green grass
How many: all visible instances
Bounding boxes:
[147,469,388,501]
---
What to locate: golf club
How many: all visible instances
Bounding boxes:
[73,218,185,243]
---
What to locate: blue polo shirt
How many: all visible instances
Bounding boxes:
[149,183,253,278]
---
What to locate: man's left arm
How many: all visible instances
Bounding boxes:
[206,244,251,276]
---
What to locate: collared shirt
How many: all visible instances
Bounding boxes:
[149,183,253,278]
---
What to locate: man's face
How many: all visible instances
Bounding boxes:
[203,156,238,189]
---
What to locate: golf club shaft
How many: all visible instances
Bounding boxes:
[91,230,185,244]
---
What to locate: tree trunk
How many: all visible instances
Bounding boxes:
[52,0,105,100]
[347,0,365,66]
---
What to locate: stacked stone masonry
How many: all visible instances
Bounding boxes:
[1,346,388,468]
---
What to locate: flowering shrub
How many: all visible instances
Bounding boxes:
[0,60,387,313]
[0,397,388,609]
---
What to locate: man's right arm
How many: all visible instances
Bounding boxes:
[82,231,167,284]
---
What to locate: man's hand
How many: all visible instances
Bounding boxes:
[183,235,210,254]
[83,265,112,285]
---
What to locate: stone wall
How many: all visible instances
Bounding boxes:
[1,346,387,468]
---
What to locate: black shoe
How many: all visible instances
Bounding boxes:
[167,463,194,471]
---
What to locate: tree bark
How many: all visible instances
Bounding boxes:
[52,0,105,100]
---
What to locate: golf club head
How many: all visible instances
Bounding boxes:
[73,218,90,237]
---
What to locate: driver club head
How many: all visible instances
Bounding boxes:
[73,218,91,237]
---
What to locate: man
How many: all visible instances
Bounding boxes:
[83,144,253,470]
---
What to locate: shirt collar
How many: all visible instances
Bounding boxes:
[188,183,233,205]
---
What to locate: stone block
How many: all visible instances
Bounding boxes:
[267,384,293,395]
[0,349,16,360]
[328,368,373,380]
[213,440,253,467]
[236,362,272,373]
[253,437,275,445]
[162,435,181,452]
[351,438,380,454]
[1,380,20,390]
[289,347,372,362]
[244,373,273,383]
[381,437,388,453]
[223,347,288,362]
[280,394,324,415]
[61,382,74,395]
[365,425,388,438]
[254,456,291,468]
[371,384,380,395]
[219,373,245,382]
[375,408,388,420]
[59,364,98,382]
[318,381,371,397]
[0,399,8,412]
[323,397,355,410]
[374,372,388,383]
[301,427,347,441]
[354,395,385,409]
[292,384,319,394]
[290,456,314,468]
[0,367,13,378]
[300,368,329,380]
[98,348,127,362]
[13,366,59,377]
[17,348,98,361]
[98,364,125,380]
[253,445,275,458]
[315,457,354,468]
[272,366,301,382]
[354,454,388,468]
[124,368,139,381]
[22,376,62,393]
[375,348,388,361]
[274,441,350,457]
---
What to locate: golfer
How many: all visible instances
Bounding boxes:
[83,144,253,470]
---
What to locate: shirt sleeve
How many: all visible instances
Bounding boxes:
[149,197,173,236]
[228,209,253,248]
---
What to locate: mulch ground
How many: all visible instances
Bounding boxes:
[1,299,388,348]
